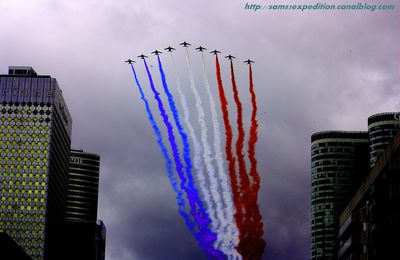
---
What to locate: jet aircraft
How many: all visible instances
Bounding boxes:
[180,41,191,47]
[151,50,162,56]
[164,46,176,52]
[137,54,148,60]
[195,46,206,52]
[125,59,135,64]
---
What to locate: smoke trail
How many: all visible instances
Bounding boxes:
[214,55,244,249]
[167,52,210,231]
[129,63,190,229]
[200,52,240,257]
[185,48,227,248]
[143,59,223,259]
[156,55,198,209]
[244,64,266,258]
[229,59,251,207]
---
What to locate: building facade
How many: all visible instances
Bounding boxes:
[311,131,369,259]
[311,112,400,260]
[0,66,72,259]
[339,129,400,259]
[368,112,400,167]
[66,149,106,260]
[67,149,100,221]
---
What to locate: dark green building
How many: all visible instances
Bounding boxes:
[311,131,369,259]
[311,112,400,260]
[368,112,400,167]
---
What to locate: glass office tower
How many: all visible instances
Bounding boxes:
[67,149,100,221]
[368,112,400,167]
[311,131,369,260]
[66,149,105,260]
[0,66,72,259]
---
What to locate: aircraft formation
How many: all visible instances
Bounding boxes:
[125,41,254,64]
[126,42,264,260]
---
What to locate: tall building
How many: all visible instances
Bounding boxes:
[0,66,72,259]
[368,112,400,167]
[66,149,106,260]
[339,126,400,259]
[311,112,400,260]
[311,131,369,259]
[67,149,100,221]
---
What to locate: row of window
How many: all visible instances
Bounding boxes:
[0,132,50,139]
[1,124,50,131]
[0,164,48,171]
[0,211,44,219]
[1,101,52,107]
[1,172,47,179]
[1,108,51,114]
[1,187,46,194]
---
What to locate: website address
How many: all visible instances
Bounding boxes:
[244,2,396,11]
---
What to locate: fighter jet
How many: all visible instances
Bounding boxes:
[210,50,221,55]
[137,54,148,60]
[164,46,176,52]
[151,50,162,56]
[244,59,254,64]
[125,59,135,64]
[180,41,191,47]
[195,46,206,52]
[225,55,236,60]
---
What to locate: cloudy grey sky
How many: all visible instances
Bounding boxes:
[0,0,399,259]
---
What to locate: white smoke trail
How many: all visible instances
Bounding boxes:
[185,48,229,252]
[200,52,241,258]
[168,51,213,221]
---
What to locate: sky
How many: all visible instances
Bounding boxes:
[0,0,399,259]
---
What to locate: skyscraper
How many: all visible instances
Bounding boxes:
[311,112,400,260]
[368,112,400,167]
[67,149,100,221]
[311,131,369,259]
[66,149,106,260]
[0,66,72,259]
[339,129,400,259]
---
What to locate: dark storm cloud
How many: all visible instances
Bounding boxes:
[0,0,399,259]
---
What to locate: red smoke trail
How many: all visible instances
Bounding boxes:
[229,60,251,250]
[214,56,243,241]
[240,64,266,259]
[229,60,250,196]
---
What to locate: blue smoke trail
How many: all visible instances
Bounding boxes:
[129,63,191,226]
[143,59,223,259]
[156,55,195,198]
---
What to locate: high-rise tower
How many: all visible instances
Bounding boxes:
[311,112,400,259]
[67,149,100,221]
[0,66,72,259]
[368,112,400,167]
[66,149,106,260]
[311,131,369,260]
